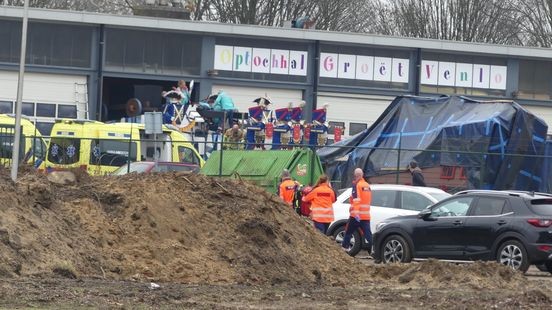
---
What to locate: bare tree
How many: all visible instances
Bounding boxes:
[516,0,552,47]
[382,0,523,45]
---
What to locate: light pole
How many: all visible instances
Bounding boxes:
[11,0,29,181]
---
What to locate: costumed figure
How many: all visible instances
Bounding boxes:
[308,103,329,147]
[161,90,185,128]
[246,97,272,150]
[272,102,293,150]
[290,100,306,147]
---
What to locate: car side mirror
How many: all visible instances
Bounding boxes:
[418,208,433,220]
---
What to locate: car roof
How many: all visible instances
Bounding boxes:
[455,190,552,199]
[369,184,447,193]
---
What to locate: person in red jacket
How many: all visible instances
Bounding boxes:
[342,168,372,252]
[279,169,298,207]
[302,174,336,234]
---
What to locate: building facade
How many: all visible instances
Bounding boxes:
[1,6,552,141]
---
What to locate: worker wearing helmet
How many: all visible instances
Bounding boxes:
[342,168,372,253]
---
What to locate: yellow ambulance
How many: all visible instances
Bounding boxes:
[45,119,203,175]
[0,114,47,169]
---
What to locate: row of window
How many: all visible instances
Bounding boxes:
[328,121,367,137]
[0,101,77,119]
[0,20,92,68]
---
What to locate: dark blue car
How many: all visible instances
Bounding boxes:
[373,190,552,272]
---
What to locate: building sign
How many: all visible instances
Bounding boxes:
[214,45,308,76]
[421,60,507,90]
[319,53,409,83]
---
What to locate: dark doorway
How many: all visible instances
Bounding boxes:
[101,77,198,121]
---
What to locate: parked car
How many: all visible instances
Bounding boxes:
[372,190,552,272]
[328,184,451,256]
[112,161,200,175]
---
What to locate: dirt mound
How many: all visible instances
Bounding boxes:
[0,169,365,285]
[370,259,526,289]
[0,168,532,289]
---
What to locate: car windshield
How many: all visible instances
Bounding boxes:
[112,162,151,175]
[529,199,552,216]
[428,193,452,202]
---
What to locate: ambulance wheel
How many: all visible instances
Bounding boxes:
[332,225,362,257]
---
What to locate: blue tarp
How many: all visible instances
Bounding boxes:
[318,95,549,191]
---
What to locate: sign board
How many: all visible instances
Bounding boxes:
[319,53,409,84]
[144,112,163,134]
[214,45,308,76]
[420,60,507,90]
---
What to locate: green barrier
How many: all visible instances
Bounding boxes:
[200,149,323,194]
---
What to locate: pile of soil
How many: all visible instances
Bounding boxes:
[0,168,530,289]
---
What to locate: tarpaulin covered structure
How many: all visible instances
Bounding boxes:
[319,95,549,191]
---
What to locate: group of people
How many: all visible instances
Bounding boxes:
[278,161,426,254]
[278,167,373,253]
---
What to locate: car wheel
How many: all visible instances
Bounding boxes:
[332,225,362,257]
[497,240,530,272]
[381,235,412,264]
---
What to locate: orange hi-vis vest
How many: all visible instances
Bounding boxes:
[303,182,336,223]
[350,178,371,220]
[279,178,297,206]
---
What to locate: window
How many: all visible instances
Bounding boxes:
[0,130,24,160]
[529,199,552,216]
[35,122,54,136]
[518,60,552,100]
[431,197,473,217]
[47,138,80,164]
[106,28,201,75]
[30,137,46,161]
[58,105,78,118]
[328,121,345,135]
[0,101,13,114]
[471,197,507,216]
[372,190,397,208]
[401,191,433,211]
[90,140,137,167]
[22,102,34,116]
[36,103,56,117]
[349,123,367,136]
[178,146,199,165]
[441,166,455,179]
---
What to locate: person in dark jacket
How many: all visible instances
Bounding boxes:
[408,160,426,187]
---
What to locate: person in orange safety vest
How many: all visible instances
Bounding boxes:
[279,169,298,207]
[302,174,336,234]
[341,168,372,253]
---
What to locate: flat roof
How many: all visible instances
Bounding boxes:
[2,5,552,60]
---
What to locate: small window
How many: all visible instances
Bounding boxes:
[58,105,78,118]
[472,197,507,216]
[178,146,199,165]
[371,190,397,208]
[349,122,367,136]
[529,199,552,216]
[431,197,473,217]
[36,103,56,117]
[47,138,80,164]
[35,122,54,136]
[328,121,345,135]
[0,101,13,113]
[90,140,137,166]
[441,166,456,179]
[401,191,433,211]
[22,102,35,116]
